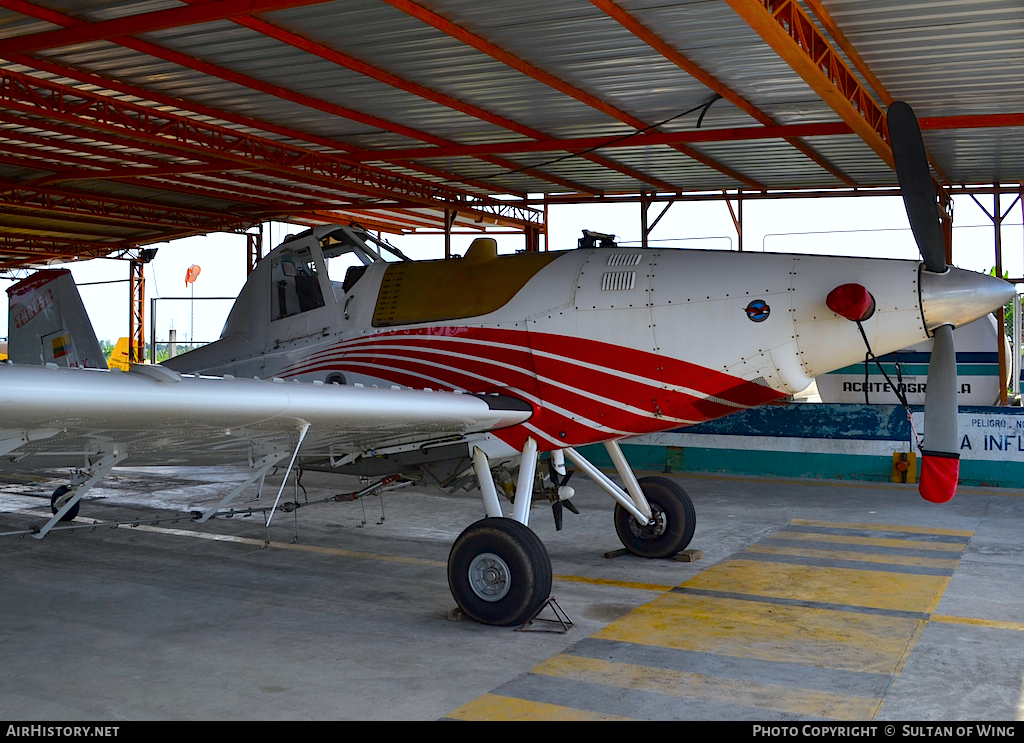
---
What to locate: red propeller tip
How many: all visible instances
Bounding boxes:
[827,284,876,322]
[919,452,960,503]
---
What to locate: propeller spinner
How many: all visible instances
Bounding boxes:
[886,102,1015,503]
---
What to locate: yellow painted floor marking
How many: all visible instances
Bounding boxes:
[552,574,674,592]
[745,543,961,570]
[684,559,951,614]
[446,693,631,721]
[931,615,1024,632]
[920,577,953,615]
[16,509,676,591]
[444,518,974,720]
[594,592,923,674]
[890,614,929,678]
[790,519,973,538]
[773,530,966,552]
[531,654,879,720]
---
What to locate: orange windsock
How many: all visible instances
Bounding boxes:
[185,264,201,286]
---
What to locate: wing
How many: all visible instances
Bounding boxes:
[0,363,532,469]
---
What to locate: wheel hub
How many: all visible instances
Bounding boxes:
[628,505,667,540]
[467,552,511,602]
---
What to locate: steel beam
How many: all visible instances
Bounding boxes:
[0,178,261,232]
[2,51,523,197]
[358,122,856,163]
[383,0,764,189]
[0,236,127,261]
[0,69,543,229]
[798,0,950,185]
[724,0,892,168]
[1,2,586,196]
[343,115,1024,163]
[589,0,854,186]
[208,12,615,193]
[0,1,334,56]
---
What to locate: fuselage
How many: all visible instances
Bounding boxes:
[164,227,938,456]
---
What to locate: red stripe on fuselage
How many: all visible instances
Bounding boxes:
[275,325,784,449]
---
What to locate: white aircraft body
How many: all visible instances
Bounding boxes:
[0,104,1015,626]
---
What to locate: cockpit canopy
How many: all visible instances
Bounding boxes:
[220,224,408,345]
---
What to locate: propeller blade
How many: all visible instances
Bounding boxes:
[888,101,946,273]
[890,101,963,502]
[552,500,563,531]
[919,324,960,503]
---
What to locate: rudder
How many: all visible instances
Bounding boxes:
[6,269,108,369]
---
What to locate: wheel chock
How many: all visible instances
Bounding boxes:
[515,597,573,634]
[674,549,704,562]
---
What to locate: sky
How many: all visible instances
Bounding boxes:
[1,193,1021,345]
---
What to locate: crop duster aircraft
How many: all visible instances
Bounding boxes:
[0,104,1014,626]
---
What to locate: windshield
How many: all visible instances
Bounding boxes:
[318,225,409,287]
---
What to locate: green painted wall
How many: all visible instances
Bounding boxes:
[576,443,1024,489]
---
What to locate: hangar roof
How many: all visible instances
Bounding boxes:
[0,0,1021,268]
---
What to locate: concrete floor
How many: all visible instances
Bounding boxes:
[1,466,1022,721]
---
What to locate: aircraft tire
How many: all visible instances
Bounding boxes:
[614,476,695,558]
[448,517,552,627]
[50,485,79,521]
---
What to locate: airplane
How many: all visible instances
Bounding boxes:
[0,102,1015,627]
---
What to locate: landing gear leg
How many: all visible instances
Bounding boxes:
[565,442,696,558]
[50,485,77,521]
[454,439,552,625]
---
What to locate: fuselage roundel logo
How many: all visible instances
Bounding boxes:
[745,299,770,322]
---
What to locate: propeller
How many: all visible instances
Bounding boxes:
[888,101,960,503]
[548,455,578,531]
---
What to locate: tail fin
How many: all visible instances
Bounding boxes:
[107,337,131,371]
[6,269,108,369]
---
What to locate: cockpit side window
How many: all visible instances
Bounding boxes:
[342,265,367,293]
[270,248,325,321]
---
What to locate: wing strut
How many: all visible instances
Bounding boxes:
[194,450,290,523]
[34,449,127,539]
[264,422,311,537]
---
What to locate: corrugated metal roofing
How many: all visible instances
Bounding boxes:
[0,0,1020,268]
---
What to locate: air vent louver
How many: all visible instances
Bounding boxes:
[607,253,642,267]
[601,271,637,291]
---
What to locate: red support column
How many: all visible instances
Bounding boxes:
[525,225,540,253]
[940,188,953,265]
[247,231,263,275]
[444,209,457,259]
[640,191,649,249]
[128,259,145,364]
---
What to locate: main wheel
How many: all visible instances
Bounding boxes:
[50,485,79,521]
[614,476,695,558]
[448,518,553,627]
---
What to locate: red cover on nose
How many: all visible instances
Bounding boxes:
[919,452,959,503]
[826,284,875,322]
